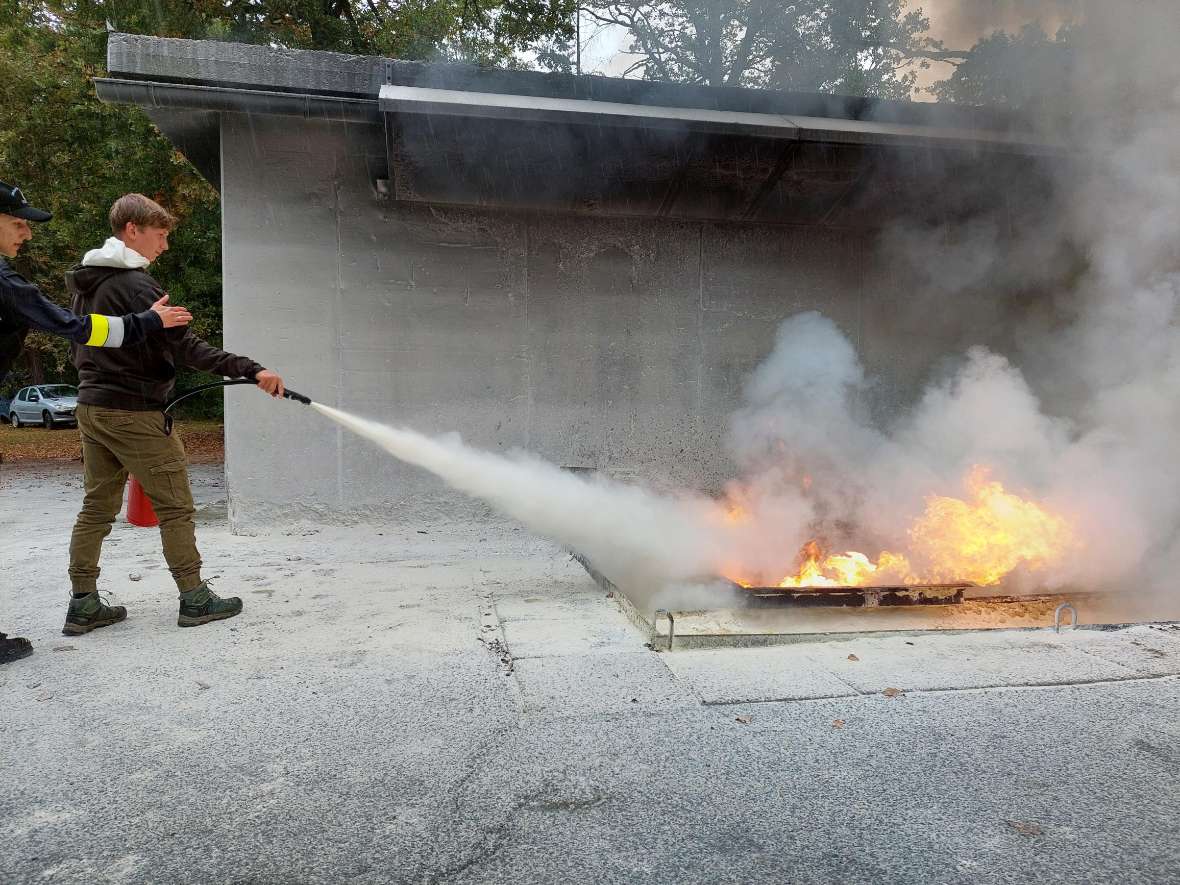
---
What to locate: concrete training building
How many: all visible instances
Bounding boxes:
[98,33,1059,526]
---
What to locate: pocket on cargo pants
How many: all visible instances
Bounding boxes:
[92,410,137,427]
[145,457,194,511]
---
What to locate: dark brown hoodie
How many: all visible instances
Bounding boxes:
[66,238,263,411]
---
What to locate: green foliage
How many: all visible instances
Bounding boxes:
[583,1,937,98]
[98,0,575,64]
[0,0,222,391]
[0,0,574,402]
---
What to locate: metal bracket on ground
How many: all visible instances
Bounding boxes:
[1054,601,1078,633]
[653,609,676,652]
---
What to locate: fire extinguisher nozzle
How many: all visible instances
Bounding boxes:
[283,389,312,405]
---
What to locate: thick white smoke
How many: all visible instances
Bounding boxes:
[310,403,733,593]
[850,2,1180,598]
[718,315,1075,588]
[923,0,1079,49]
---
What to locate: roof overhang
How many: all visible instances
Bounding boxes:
[376,85,1062,226]
[96,33,1065,227]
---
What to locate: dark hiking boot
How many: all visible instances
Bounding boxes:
[1,632,33,664]
[62,592,128,635]
[178,582,242,627]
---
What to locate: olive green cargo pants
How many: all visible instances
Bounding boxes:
[68,404,204,594]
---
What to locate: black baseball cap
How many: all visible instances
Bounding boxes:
[0,181,52,222]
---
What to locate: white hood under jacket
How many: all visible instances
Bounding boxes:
[81,237,151,270]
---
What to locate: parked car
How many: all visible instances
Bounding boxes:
[7,384,79,428]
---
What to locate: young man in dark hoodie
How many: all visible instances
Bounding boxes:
[1,184,191,372]
[64,193,285,635]
[1,181,193,664]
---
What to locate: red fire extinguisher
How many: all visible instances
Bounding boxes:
[126,475,158,527]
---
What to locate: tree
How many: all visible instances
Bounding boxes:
[930,22,1077,126]
[0,0,223,393]
[582,0,938,99]
[100,0,575,65]
[0,0,574,400]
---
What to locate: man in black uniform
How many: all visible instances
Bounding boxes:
[0,181,192,664]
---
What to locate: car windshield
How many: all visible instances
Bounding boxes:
[39,386,78,399]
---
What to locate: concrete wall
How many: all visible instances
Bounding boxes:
[219,113,957,526]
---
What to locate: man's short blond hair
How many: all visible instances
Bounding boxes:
[109,193,177,234]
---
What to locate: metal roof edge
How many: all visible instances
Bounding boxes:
[94,78,380,123]
[378,84,801,141]
[378,84,1065,154]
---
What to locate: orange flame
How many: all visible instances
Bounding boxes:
[773,543,914,588]
[906,466,1074,585]
[727,466,1074,589]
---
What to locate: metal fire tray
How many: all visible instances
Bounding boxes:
[570,552,1171,650]
[736,582,971,608]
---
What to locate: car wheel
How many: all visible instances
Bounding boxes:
[10,412,21,428]
[43,411,56,429]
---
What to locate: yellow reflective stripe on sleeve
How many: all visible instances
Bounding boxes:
[85,313,109,346]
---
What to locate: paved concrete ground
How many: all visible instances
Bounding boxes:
[2,463,1179,884]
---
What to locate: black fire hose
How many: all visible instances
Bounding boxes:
[162,379,312,432]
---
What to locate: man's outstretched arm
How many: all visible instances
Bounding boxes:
[170,328,285,397]
[1,263,190,347]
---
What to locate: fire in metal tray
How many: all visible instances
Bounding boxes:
[722,466,1077,592]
